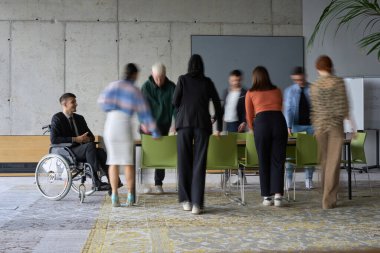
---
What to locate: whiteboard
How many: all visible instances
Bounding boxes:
[344,77,364,132]
[364,77,380,129]
[191,35,304,96]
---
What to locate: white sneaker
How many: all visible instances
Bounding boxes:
[228,175,239,185]
[232,176,248,186]
[192,204,203,215]
[143,185,152,194]
[305,180,314,189]
[274,197,283,207]
[154,185,164,194]
[182,201,192,211]
[262,197,273,206]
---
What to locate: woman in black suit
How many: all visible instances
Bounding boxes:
[173,54,223,215]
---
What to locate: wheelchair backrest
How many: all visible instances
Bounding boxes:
[49,146,76,165]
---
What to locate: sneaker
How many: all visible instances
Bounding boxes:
[191,204,203,215]
[143,185,152,194]
[262,197,273,206]
[227,175,238,185]
[274,197,283,207]
[182,201,192,211]
[232,176,248,186]
[305,180,314,189]
[154,185,164,194]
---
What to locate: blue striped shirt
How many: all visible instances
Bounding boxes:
[98,79,160,137]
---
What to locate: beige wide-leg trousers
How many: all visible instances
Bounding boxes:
[316,125,344,209]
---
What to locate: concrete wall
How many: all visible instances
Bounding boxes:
[0,0,302,135]
[303,0,380,166]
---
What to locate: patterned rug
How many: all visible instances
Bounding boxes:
[82,183,380,252]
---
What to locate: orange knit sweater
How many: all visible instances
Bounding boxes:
[245,88,283,129]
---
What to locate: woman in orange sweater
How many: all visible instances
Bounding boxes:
[245,66,288,207]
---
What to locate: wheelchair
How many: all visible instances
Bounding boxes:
[35,125,97,203]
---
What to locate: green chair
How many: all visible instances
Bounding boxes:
[235,132,247,161]
[286,132,307,163]
[206,134,239,200]
[140,134,177,193]
[287,133,319,201]
[225,132,247,186]
[238,133,259,205]
[342,132,371,191]
[285,132,306,200]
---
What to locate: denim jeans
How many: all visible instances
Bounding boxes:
[285,125,315,182]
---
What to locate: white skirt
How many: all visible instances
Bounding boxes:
[103,110,133,165]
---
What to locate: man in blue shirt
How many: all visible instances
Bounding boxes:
[284,67,315,189]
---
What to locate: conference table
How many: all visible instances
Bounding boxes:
[133,136,353,202]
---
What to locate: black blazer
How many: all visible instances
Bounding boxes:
[50,112,95,145]
[173,73,223,134]
[222,88,247,125]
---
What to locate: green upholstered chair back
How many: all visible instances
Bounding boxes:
[296,133,318,167]
[141,134,177,169]
[206,134,238,170]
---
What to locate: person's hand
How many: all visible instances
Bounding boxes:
[288,128,292,136]
[238,122,246,132]
[169,126,176,135]
[75,132,90,143]
[140,124,150,134]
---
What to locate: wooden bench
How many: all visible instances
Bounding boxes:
[0,135,103,175]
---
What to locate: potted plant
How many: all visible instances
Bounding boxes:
[308,0,380,60]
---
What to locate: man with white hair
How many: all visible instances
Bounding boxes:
[141,62,176,193]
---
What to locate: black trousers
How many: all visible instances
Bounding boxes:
[177,127,209,208]
[70,142,105,186]
[154,125,170,186]
[253,111,287,196]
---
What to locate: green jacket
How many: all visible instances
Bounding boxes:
[141,76,176,134]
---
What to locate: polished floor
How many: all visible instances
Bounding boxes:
[0,170,379,253]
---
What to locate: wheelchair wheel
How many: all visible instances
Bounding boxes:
[35,154,72,201]
[71,165,96,196]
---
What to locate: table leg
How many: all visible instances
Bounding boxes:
[367,129,380,170]
[347,143,352,200]
[133,143,137,204]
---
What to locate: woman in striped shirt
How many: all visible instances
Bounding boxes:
[310,55,350,209]
[98,63,160,207]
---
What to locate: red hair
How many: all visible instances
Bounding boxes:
[315,55,333,73]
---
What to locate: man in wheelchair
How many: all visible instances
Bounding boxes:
[50,93,117,191]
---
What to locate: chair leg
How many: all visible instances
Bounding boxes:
[175,168,178,192]
[137,168,142,192]
[366,165,372,193]
[239,168,245,205]
[285,176,289,201]
[293,168,296,201]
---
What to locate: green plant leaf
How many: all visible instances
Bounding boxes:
[308,0,380,60]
